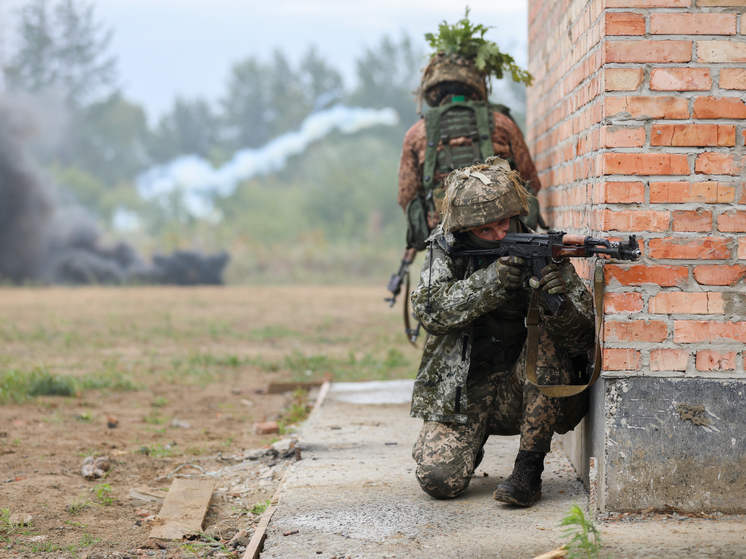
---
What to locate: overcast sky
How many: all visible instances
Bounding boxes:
[1,0,529,122]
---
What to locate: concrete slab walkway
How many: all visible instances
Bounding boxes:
[258,381,746,559]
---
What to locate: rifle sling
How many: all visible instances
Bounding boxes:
[525,260,605,398]
[402,269,419,348]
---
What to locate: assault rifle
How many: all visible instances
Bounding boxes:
[440,231,641,316]
[385,247,416,307]
[385,247,422,345]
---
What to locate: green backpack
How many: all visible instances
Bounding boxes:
[406,100,516,251]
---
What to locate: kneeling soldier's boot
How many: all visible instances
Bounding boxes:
[492,450,545,507]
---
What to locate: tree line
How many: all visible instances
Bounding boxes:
[1,0,525,282]
[2,0,422,193]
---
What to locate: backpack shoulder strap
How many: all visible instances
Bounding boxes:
[490,102,516,124]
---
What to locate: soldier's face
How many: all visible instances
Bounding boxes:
[470,217,511,241]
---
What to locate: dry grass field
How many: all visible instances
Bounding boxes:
[0,285,421,557]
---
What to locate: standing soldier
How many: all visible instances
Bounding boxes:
[409,157,595,506]
[398,10,542,254]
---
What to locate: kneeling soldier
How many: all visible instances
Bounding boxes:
[409,157,595,507]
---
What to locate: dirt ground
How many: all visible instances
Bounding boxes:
[0,286,420,558]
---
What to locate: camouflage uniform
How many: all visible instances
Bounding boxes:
[398,52,542,213]
[408,163,594,499]
[397,113,541,213]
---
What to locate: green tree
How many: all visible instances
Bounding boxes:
[3,0,57,94]
[299,46,344,110]
[150,97,220,163]
[4,0,117,107]
[349,33,424,129]
[266,50,308,136]
[70,94,151,184]
[221,47,343,152]
[53,0,117,107]
[221,56,274,150]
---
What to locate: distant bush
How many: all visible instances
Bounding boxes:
[0,368,76,403]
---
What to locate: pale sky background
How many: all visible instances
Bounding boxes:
[0,0,529,123]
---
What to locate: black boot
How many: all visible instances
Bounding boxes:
[492,450,545,507]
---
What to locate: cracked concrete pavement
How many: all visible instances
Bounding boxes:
[257,381,746,559]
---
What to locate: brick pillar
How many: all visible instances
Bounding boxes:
[527,0,746,512]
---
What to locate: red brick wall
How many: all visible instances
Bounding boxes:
[527,0,745,376]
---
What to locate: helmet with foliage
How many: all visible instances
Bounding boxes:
[417,8,533,111]
[441,156,531,234]
[420,53,488,107]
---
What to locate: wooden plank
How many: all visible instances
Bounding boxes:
[266,381,322,394]
[242,464,294,558]
[532,548,567,559]
[242,505,276,559]
[310,381,331,416]
[149,478,216,540]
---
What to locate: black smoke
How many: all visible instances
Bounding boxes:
[0,99,229,285]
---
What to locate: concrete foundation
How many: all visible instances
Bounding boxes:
[561,377,746,513]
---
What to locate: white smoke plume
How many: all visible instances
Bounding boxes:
[136,105,399,217]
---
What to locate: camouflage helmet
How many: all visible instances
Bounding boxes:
[441,156,531,234]
[416,53,488,110]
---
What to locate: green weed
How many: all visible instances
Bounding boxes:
[0,368,79,403]
[184,445,209,456]
[76,448,100,458]
[30,541,61,553]
[94,483,114,506]
[206,320,243,338]
[152,396,169,407]
[66,491,90,516]
[251,499,271,516]
[181,533,232,555]
[165,352,247,386]
[282,389,311,426]
[78,533,100,547]
[249,325,299,341]
[144,411,167,425]
[28,370,78,397]
[244,355,282,372]
[42,410,66,425]
[0,364,140,405]
[187,352,243,367]
[79,359,141,392]
[147,443,176,458]
[560,503,603,559]
[0,508,24,538]
[276,348,412,383]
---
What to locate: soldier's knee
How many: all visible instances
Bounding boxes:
[415,463,470,499]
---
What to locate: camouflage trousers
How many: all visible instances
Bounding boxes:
[412,325,588,499]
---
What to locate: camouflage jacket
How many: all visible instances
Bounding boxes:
[409,226,595,423]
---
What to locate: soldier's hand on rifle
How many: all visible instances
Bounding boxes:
[529,263,567,295]
[496,256,527,290]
